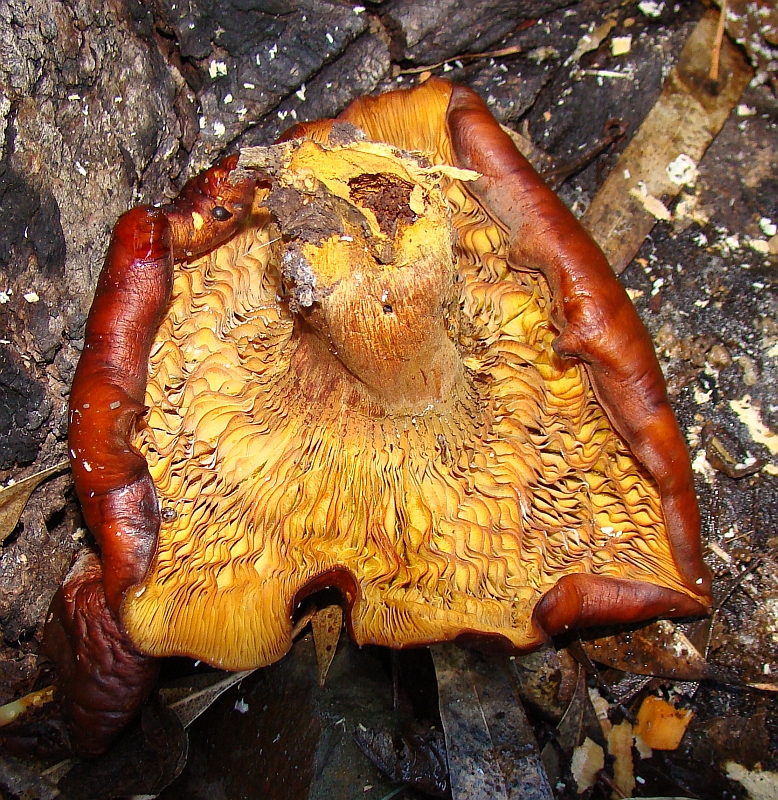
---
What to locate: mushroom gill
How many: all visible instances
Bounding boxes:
[123,87,708,670]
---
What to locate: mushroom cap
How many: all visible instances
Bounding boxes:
[118,80,709,669]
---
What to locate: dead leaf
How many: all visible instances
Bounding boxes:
[580,620,723,682]
[290,605,317,639]
[564,17,618,67]
[582,10,753,273]
[311,604,343,687]
[501,123,555,175]
[510,646,579,724]
[0,753,60,800]
[56,696,187,800]
[432,644,554,800]
[702,710,770,769]
[0,460,69,544]
[354,725,448,797]
[541,666,605,787]
[161,670,256,728]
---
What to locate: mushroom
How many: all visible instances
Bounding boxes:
[50,155,257,755]
[47,79,709,755]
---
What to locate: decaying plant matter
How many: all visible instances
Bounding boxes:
[43,78,710,756]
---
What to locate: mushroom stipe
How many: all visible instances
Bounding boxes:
[47,79,710,757]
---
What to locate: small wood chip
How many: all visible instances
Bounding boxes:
[608,720,636,797]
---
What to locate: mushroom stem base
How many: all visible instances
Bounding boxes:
[41,551,160,756]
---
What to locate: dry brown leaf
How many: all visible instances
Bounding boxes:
[541,666,605,792]
[511,646,580,724]
[581,620,718,681]
[582,10,753,273]
[290,606,317,639]
[432,644,553,800]
[0,460,69,544]
[311,605,343,687]
[162,670,256,728]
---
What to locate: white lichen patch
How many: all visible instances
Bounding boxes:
[209,60,228,79]
[638,1,664,18]
[729,395,778,455]
[760,217,777,237]
[726,762,778,800]
[692,449,716,484]
[666,154,699,187]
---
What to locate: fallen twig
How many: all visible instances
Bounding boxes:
[397,43,527,75]
[709,0,728,83]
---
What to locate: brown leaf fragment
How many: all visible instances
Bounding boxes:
[0,460,69,544]
[701,422,767,479]
[510,646,579,724]
[541,666,605,782]
[582,10,753,274]
[162,670,256,728]
[581,620,721,682]
[0,752,60,800]
[431,643,553,800]
[311,605,343,687]
[565,17,618,67]
[290,606,317,639]
[353,724,449,797]
[600,671,654,707]
[700,710,770,769]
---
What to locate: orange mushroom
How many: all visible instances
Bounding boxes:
[43,79,709,755]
